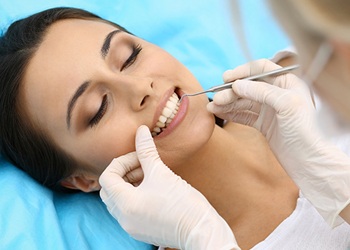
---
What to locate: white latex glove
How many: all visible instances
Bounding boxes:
[99,125,240,250]
[207,59,350,227]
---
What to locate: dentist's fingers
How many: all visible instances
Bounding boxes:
[99,152,139,199]
[135,125,164,175]
[230,111,259,126]
[222,59,281,82]
[234,99,261,113]
[122,166,144,186]
[207,99,260,116]
[100,152,139,184]
[210,108,258,126]
[213,89,238,105]
[207,101,259,125]
[232,80,289,112]
[222,67,249,83]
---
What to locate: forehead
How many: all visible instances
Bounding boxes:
[21,19,117,132]
[28,18,117,77]
[35,18,117,62]
[24,18,118,87]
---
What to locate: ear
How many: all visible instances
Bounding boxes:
[61,173,101,192]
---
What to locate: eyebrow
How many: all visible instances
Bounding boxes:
[66,81,90,129]
[101,29,122,58]
[66,30,122,129]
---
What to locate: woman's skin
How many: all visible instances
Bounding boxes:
[21,19,298,249]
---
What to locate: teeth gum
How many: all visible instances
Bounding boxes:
[152,92,180,137]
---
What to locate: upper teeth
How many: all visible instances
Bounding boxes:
[152,93,180,136]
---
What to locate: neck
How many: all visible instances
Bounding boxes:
[174,123,299,249]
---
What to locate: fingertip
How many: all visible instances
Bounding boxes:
[136,125,153,145]
[135,125,159,168]
[232,79,283,108]
[206,101,226,116]
[231,80,248,95]
[206,101,214,113]
[213,89,237,105]
[232,80,264,103]
[136,124,153,142]
[222,69,234,82]
[137,125,151,135]
[222,65,250,82]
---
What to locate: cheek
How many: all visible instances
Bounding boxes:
[72,123,138,175]
[144,46,201,85]
[98,130,135,162]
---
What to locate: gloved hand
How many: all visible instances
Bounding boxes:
[99,125,240,250]
[207,59,350,227]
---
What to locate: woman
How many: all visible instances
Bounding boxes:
[0,7,349,250]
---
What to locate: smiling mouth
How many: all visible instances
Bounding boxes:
[151,91,180,137]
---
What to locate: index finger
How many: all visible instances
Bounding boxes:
[99,152,139,188]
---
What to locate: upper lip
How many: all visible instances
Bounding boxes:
[151,87,176,132]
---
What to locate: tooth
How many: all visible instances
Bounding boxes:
[162,107,173,118]
[153,127,161,133]
[159,115,167,123]
[166,100,177,110]
[156,121,165,128]
[152,92,181,134]
[170,96,177,103]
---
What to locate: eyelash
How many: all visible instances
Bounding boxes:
[89,94,108,127]
[89,44,142,128]
[120,43,142,71]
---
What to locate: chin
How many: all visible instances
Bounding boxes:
[155,98,215,169]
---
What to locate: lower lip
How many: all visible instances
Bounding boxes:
[155,89,188,139]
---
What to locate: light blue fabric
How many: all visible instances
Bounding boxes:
[0,1,290,249]
[0,155,152,250]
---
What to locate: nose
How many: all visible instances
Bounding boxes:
[111,74,154,111]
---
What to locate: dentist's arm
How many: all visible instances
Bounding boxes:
[99,125,240,250]
[207,59,350,227]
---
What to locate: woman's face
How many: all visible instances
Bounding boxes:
[22,19,215,187]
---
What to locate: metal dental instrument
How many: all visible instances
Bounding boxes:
[179,64,300,102]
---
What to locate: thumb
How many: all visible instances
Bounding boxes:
[135,125,163,174]
[232,80,288,113]
[99,152,139,200]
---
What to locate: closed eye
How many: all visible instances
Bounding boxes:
[89,95,108,127]
[120,44,142,71]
